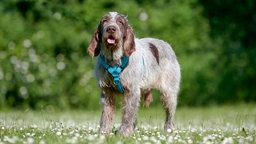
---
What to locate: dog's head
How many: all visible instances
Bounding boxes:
[88,12,135,57]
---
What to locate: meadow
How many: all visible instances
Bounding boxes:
[0,104,255,144]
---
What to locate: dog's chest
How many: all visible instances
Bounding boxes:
[98,69,119,90]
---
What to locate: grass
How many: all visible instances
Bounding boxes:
[0,104,255,144]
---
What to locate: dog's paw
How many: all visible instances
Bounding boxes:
[118,125,134,137]
[164,121,175,132]
[99,127,112,135]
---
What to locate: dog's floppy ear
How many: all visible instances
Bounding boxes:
[87,24,102,57]
[123,25,135,56]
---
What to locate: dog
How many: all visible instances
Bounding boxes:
[87,12,181,136]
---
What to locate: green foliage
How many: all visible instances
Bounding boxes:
[0,0,99,110]
[0,0,254,110]
[199,0,256,103]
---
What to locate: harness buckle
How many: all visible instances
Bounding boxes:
[100,55,129,94]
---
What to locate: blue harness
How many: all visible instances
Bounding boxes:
[99,55,129,94]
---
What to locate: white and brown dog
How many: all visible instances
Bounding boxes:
[88,12,181,136]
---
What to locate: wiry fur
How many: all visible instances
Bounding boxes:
[88,12,181,136]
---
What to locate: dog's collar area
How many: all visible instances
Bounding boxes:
[99,54,129,94]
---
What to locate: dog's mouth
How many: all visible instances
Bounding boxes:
[104,34,119,51]
[106,36,116,45]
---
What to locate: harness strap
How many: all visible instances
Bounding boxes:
[99,55,129,94]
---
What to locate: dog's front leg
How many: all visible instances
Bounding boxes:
[99,91,115,134]
[119,89,140,136]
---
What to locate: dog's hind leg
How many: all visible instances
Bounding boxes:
[159,75,180,132]
[160,90,178,131]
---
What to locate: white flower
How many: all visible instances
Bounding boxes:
[87,135,95,141]
[0,70,4,80]
[167,136,173,143]
[221,137,233,144]
[246,136,253,142]
[53,12,62,20]
[150,136,158,143]
[191,128,197,132]
[19,86,28,98]
[3,136,18,144]
[56,131,62,136]
[139,12,148,21]
[39,140,45,144]
[167,128,172,133]
[66,137,78,144]
[56,62,65,70]
[30,124,37,129]
[27,137,34,144]
[116,141,123,144]
[142,135,149,140]
[99,135,105,140]
[23,39,32,48]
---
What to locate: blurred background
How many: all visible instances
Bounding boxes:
[0,0,255,110]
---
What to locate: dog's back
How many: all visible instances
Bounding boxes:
[126,38,180,92]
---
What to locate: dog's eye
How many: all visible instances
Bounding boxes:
[117,20,123,25]
[102,19,108,24]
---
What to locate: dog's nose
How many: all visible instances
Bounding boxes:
[107,26,116,33]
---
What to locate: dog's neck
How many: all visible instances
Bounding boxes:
[101,47,124,66]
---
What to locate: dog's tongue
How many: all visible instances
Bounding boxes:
[107,38,115,44]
